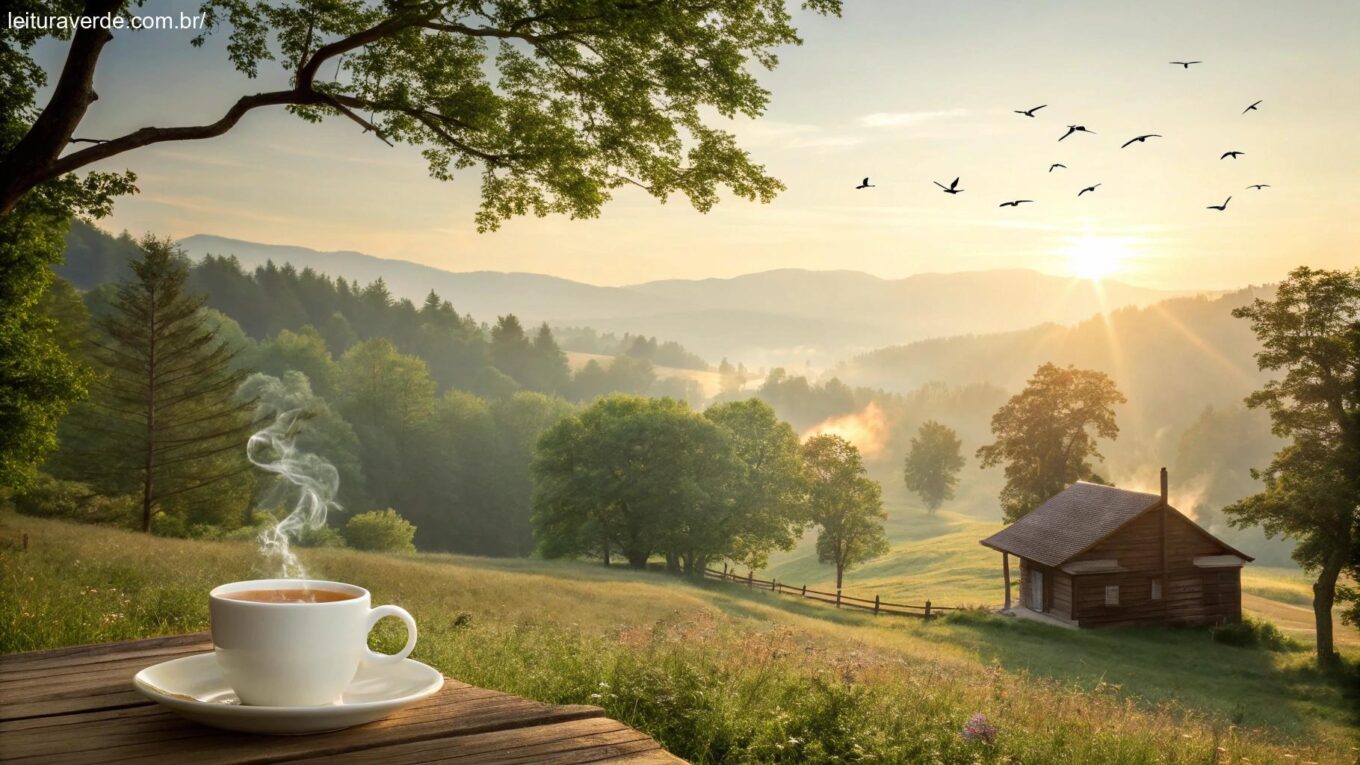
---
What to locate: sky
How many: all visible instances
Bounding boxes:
[35,0,1360,289]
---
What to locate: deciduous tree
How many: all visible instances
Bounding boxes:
[1223,267,1360,670]
[802,434,888,590]
[335,338,436,510]
[903,420,964,514]
[977,363,1126,523]
[253,327,340,398]
[703,399,808,571]
[532,395,732,569]
[1,0,841,220]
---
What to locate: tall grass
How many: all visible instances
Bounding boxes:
[2,515,1353,764]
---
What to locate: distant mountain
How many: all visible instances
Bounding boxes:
[174,233,1203,365]
[175,234,674,321]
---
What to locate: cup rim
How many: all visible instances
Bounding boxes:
[209,579,369,606]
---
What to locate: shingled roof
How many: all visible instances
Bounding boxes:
[979,482,1165,567]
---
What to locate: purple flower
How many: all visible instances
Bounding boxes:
[962,712,997,745]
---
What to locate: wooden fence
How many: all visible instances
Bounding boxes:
[702,564,959,619]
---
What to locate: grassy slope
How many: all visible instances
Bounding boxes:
[2,515,1355,765]
[765,499,1360,651]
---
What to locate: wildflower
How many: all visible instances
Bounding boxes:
[962,712,997,745]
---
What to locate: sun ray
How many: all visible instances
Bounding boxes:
[1147,301,1258,385]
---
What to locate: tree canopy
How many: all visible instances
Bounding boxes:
[903,420,965,513]
[802,433,888,590]
[532,395,807,573]
[1,0,841,221]
[1223,267,1360,669]
[977,363,1126,523]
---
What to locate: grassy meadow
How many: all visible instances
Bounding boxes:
[3,514,1357,764]
[765,501,1360,652]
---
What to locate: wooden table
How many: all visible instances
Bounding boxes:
[0,634,684,764]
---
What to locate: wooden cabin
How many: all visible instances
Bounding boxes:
[979,469,1252,628]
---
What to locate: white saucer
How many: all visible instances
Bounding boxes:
[133,652,444,735]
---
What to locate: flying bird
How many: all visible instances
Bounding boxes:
[1207,196,1231,211]
[855,177,874,189]
[1121,134,1162,148]
[1049,163,1066,172]
[1246,184,1270,190]
[1221,151,1245,160]
[999,200,1034,207]
[1059,125,1094,141]
[1170,61,1202,68]
[1015,104,1047,117]
[933,177,964,194]
[1078,184,1101,196]
[1243,100,1262,114]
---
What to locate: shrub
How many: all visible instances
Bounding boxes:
[12,474,136,527]
[294,524,346,548]
[150,512,188,538]
[222,525,266,543]
[1212,616,1305,652]
[343,509,416,553]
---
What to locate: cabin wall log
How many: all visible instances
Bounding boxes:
[999,506,1244,629]
[1051,571,1073,620]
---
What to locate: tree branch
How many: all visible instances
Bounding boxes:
[0,0,122,197]
[45,90,303,179]
[19,12,432,195]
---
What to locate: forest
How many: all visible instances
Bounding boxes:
[22,225,898,568]
[12,219,1360,674]
[26,223,1298,568]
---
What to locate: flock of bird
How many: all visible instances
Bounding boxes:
[855,61,1268,211]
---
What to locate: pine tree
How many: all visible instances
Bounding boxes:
[73,236,257,532]
[531,323,571,394]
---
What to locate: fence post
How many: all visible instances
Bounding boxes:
[874,595,880,615]
[722,562,728,578]
[747,570,754,588]
[924,600,932,619]
[801,584,806,597]
[835,589,842,609]
[773,579,779,594]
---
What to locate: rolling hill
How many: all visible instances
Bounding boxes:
[172,231,1199,365]
[836,286,1275,440]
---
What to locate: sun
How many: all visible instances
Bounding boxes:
[1064,235,1134,281]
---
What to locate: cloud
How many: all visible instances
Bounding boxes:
[858,109,970,128]
[729,119,864,152]
[143,193,308,227]
[261,141,425,170]
[147,148,245,168]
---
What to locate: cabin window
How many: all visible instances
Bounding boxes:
[1104,585,1120,606]
[1151,578,1162,600]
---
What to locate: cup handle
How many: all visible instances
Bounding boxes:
[363,605,417,666]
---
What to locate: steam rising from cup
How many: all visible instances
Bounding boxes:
[243,375,342,578]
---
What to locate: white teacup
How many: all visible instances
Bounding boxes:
[209,579,417,707]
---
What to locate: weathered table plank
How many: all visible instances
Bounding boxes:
[0,634,684,764]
